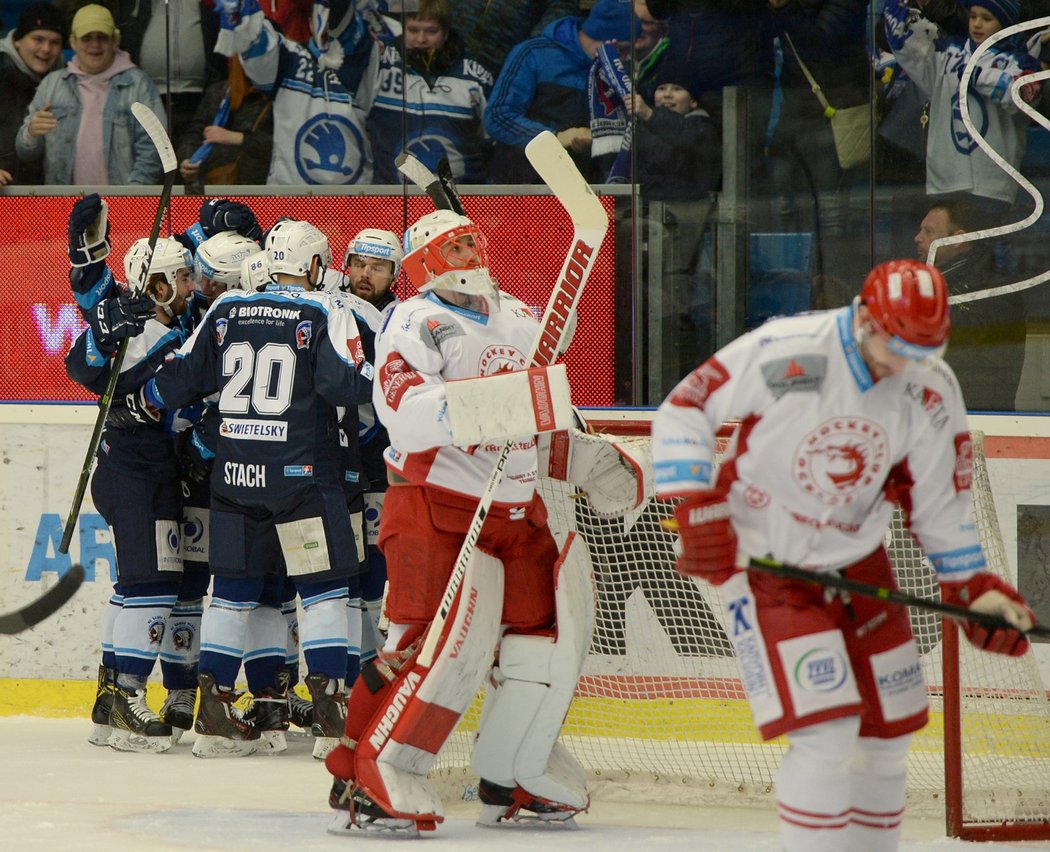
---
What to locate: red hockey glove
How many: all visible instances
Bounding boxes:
[672,490,738,585]
[940,573,1035,657]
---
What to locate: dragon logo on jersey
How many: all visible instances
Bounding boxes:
[793,417,888,506]
[296,320,312,349]
[215,318,228,347]
[295,114,367,185]
[478,344,526,375]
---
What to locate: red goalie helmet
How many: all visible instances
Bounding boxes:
[860,259,950,360]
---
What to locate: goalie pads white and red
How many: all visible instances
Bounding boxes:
[539,428,652,517]
[471,533,594,810]
[443,364,575,447]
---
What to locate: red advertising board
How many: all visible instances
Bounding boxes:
[0,193,617,404]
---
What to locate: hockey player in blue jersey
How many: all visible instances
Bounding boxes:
[65,195,204,753]
[124,220,375,757]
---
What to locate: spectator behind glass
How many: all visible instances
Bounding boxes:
[16,4,164,184]
[0,2,66,186]
[450,0,580,76]
[484,0,639,184]
[885,0,1040,220]
[367,0,493,184]
[125,1,225,155]
[177,55,273,188]
[914,200,1026,411]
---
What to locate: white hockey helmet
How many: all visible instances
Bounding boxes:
[123,237,193,305]
[237,250,270,292]
[343,228,403,279]
[401,210,496,298]
[194,231,259,288]
[265,219,332,285]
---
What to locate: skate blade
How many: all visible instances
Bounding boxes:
[312,736,337,760]
[257,731,288,754]
[326,809,420,838]
[88,724,113,747]
[107,729,174,754]
[191,734,257,758]
[476,804,580,829]
[169,725,190,747]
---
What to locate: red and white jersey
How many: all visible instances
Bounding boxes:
[652,305,986,581]
[374,290,541,504]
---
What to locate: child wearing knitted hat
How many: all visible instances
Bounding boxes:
[884,0,1038,212]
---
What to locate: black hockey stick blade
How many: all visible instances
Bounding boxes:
[0,564,85,634]
[60,103,176,554]
[435,158,467,216]
[747,557,1050,639]
[395,152,462,213]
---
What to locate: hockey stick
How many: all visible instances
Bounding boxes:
[747,557,1050,639]
[59,103,178,554]
[0,564,85,635]
[395,152,467,216]
[435,158,467,216]
[416,131,608,668]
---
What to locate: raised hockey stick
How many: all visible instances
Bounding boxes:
[435,157,467,216]
[0,564,85,635]
[416,131,609,668]
[394,152,467,216]
[59,103,178,554]
[747,557,1050,638]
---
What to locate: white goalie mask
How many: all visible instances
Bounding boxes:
[265,219,332,286]
[237,250,270,292]
[344,228,403,279]
[401,210,497,300]
[123,237,192,306]
[194,232,259,288]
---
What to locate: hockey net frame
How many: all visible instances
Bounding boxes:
[429,421,1050,841]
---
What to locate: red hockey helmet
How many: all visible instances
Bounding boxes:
[860,259,950,360]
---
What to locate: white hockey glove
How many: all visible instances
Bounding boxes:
[538,428,652,517]
[444,364,574,447]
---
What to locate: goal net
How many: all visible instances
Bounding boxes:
[430,428,1050,841]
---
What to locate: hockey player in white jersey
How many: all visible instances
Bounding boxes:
[652,258,1036,852]
[324,209,649,835]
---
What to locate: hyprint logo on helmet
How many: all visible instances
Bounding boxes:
[793,417,888,507]
[794,647,847,692]
[295,114,367,184]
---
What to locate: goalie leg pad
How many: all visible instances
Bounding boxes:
[471,533,594,809]
[354,548,505,819]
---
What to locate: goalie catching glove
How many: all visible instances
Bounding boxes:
[538,428,651,516]
[940,572,1035,657]
[671,489,738,585]
[68,193,111,267]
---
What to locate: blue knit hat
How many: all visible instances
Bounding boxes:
[966,0,1021,27]
[582,0,641,42]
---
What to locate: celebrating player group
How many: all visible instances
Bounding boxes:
[61,124,1038,850]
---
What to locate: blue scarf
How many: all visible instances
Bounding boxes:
[588,43,633,183]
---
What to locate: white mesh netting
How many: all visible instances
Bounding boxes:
[429,430,1050,833]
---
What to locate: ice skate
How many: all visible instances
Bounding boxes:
[107,684,174,753]
[305,673,346,759]
[88,664,116,747]
[326,779,428,837]
[245,669,290,754]
[191,672,260,758]
[476,779,583,828]
[160,687,197,745]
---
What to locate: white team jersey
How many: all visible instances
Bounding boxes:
[652,305,986,581]
[374,290,541,504]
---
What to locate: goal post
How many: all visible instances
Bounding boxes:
[429,424,1050,841]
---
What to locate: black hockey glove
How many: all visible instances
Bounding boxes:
[106,386,161,429]
[89,294,156,346]
[68,193,111,267]
[199,198,263,242]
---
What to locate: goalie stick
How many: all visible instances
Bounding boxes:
[0,564,85,635]
[416,130,608,668]
[59,103,178,554]
[747,557,1050,639]
[395,153,467,216]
